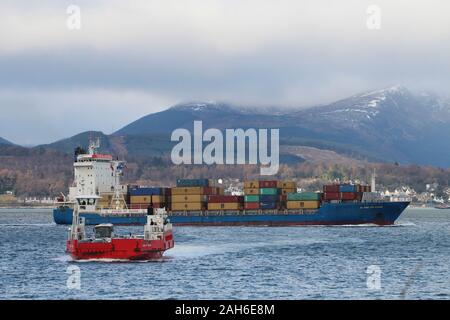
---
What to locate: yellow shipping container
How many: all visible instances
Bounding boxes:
[151,195,164,203]
[171,195,206,203]
[287,200,320,209]
[280,188,296,195]
[244,181,259,189]
[277,181,297,189]
[171,202,204,211]
[171,187,205,195]
[130,195,152,204]
[244,188,260,195]
[207,203,242,211]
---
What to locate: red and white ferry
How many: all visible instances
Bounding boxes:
[66,197,174,260]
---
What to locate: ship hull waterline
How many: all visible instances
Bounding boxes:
[54,201,410,227]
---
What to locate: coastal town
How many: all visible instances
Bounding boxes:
[2,181,449,208]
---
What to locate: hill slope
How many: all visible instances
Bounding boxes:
[0,137,13,146]
[114,87,450,167]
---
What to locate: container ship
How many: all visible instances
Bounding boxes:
[53,142,409,226]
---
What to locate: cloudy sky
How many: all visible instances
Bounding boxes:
[1,0,449,145]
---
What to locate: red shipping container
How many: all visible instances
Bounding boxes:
[208,195,244,203]
[203,186,217,195]
[323,192,341,200]
[341,192,359,200]
[259,180,278,188]
[244,202,260,210]
[279,195,287,202]
[323,185,340,193]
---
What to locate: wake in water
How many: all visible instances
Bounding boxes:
[0,223,56,227]
[318,222,417,228]
[52,254,171,264]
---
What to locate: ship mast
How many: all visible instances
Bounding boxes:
[110,160,128,210]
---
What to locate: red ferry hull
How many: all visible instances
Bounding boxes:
[66,231,174,260]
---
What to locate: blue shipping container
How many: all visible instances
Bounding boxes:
[260,202,278,209]
[339,185,357,192]
[176,179,209,187]
[129,187,162,196]
[260,195,278,202]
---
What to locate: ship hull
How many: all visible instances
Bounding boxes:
[66,232,174,261]
[54,201,409,226]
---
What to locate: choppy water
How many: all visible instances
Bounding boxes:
[0,207,449,300]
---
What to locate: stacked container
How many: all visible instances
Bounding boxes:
[277,181,296,209]
[286,192,321,209]
[129,187,166,209]
[321,184,370,202]
[207,195,244,211]
[171,179,224,211]
[243,180,296,210]
[259,181,279,210]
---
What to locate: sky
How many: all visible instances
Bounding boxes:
[1,0,450,145]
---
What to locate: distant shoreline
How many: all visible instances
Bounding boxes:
[0,204,54,209]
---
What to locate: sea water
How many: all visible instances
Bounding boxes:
[0,208,448,299]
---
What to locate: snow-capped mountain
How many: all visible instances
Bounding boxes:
[48,86,450,167]
[0,137,13,146]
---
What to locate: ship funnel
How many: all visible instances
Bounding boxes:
[371,169,376,192]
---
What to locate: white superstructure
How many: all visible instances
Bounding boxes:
[68,139,127,203]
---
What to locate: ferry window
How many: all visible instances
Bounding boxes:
[88,198,96,205]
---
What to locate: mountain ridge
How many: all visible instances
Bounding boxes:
[23,85,450,168]
[0,137,13,146]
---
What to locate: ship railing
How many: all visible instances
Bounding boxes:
[100,209,147,216]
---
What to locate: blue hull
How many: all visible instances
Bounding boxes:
[53,201,409,226]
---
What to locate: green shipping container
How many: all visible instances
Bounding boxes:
[244,195,260,202]
[259,188,279,195]
[287,192,321,201]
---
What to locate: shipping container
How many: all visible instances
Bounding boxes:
[244,188,260,195]
[322,192,341,201]
[244,202,260,210]
[280,188,297,195]
[244,195,260,202]
[207,203,243,210]
[341,192,362,201]
[129,187,162,196]
[260,202,278,210]
[259,180,278,188]
[260,195,278,202]
[339,184,357,192]
[287,192,321,201]
[287,200,320,209]
[259,188,279,195]
[171,195,206,203]
[277,181,297,189]
[244,181,259,189]
[207,195,243,203]
[130,195,152,204]
[176,179,209,187]
[151,195,164,203]
[323,185,340,193]
[171,202,205,211]
[171,186,217,195]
